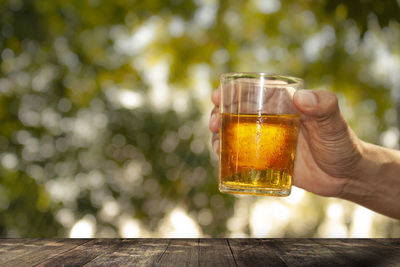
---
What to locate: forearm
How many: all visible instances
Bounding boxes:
[341,141,400,219]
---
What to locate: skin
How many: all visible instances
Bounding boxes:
[210,88,400,220]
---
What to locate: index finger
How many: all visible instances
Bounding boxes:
[211,87,220,106]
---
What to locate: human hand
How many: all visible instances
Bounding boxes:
[209,88,364,198]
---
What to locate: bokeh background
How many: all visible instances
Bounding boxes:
[1,0,400,238]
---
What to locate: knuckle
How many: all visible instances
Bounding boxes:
[211,106,219,116]
[211,133,219,143]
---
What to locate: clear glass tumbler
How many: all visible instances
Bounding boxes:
[219,73,303,196]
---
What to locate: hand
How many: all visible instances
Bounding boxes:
[209,88,364,198]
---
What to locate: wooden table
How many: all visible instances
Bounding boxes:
[1,238,400,266]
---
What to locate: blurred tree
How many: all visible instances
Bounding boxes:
[0,0,399,237]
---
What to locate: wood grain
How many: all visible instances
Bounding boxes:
[36,239,120,267]
[84,238,169,266]
[273,238,356,266]
[0,238,400,266]
[228,239,287,266]
[1,239,89,267]
[156,239,199,267]
[313,238,400,266]
[199,239,236,267]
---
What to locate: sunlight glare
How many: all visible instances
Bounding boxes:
[284,187,305,205]
[160,207,202,238]
[70,216,96,238]
[349,206,373,237]
[119,217,142,238]
[118,89,144,109]
[250,200,290,237]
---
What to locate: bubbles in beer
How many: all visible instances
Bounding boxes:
[219,113,299,196]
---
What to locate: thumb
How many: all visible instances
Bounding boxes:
[293,89,347,135]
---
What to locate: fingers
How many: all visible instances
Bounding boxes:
[293,90,338,118]
[209,106,219,133]
[293,89,347,138]
[211,87,220,106]
[209,107,220,154]
[212,133,219,154]
[209,90,220,154]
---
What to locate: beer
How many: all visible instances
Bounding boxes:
[219,113,299,196]
[218,73,303,196]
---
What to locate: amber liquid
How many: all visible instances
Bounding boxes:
[219,113,299,196]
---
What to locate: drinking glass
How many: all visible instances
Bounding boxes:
[219,73,303,196]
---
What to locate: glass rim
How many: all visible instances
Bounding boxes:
[220,72,303,85]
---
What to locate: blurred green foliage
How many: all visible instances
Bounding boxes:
[0,0,400,237]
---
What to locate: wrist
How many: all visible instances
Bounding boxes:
[340,140,400,219]
[340,141,378,202]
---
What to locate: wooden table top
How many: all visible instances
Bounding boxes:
[1,238,400,266]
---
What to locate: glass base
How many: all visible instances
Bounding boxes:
[219,184,291,197]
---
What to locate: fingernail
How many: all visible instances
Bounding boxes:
[296,90,317,107]
[213,140,219,154]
